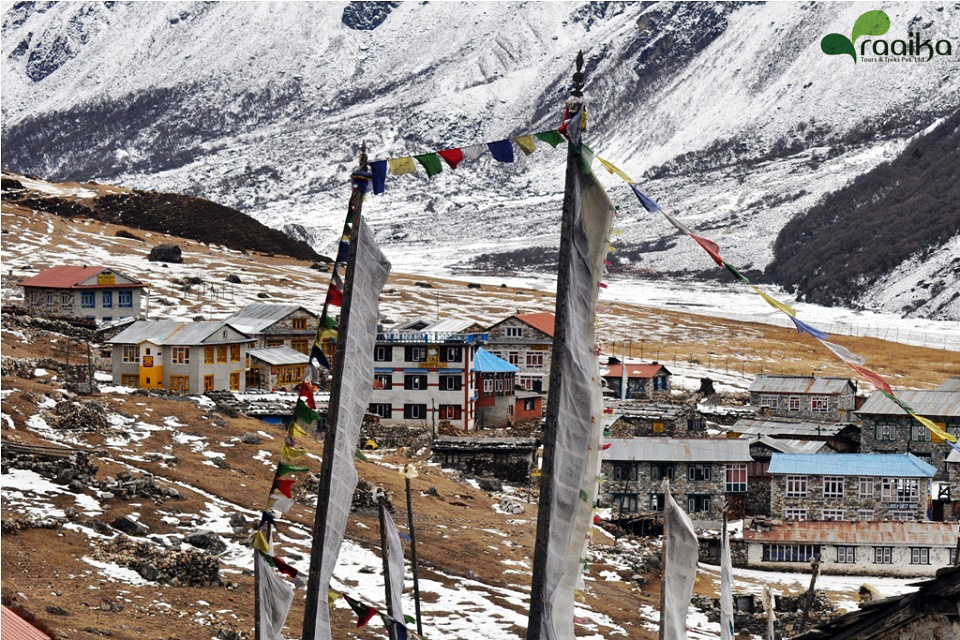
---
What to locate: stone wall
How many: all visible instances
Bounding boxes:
[600,460,739,521]
[358,420,431,449]
[750,388,854,422]
[771,474,929,521]
[860,415,950,479]
[745,540,951,577]
[432,448,535,483]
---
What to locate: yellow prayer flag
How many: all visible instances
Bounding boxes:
[607,244,616,253]
[597,156,634,183]
[328,589,342,605]
[388,157,416,175]
[753,287,796,317]
[252,530,271,553]
[282,445,307,461]
[288,422,309,439]
[513,135,537,155]
[914,414,956,442]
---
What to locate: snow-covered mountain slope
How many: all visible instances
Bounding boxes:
[3,2,959,318]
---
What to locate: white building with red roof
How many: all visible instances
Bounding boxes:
[485,311,555,394]
[18,265,146,324]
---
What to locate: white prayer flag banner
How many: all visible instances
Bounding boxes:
[662,486,698,640]
[312,219,392,640]
[382,504,406,624]
[720,518,735,640]
[256,552,294,640]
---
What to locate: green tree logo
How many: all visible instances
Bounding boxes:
[821,10,890,62]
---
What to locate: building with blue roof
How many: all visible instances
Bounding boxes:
[768,453,936,524]
[474,348,521,429]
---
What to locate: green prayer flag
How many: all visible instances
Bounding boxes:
[723,261,751,284]
[578,143,595,174]
[404,614,416,625]
[294,399,321,426]
[276,461,309,477]
[355,449,368,462]
[319,312,336,330]
[414,153,443,177]
[535,130,564,148]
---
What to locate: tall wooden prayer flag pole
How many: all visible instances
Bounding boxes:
[301,144,369,640]
[526,51,586,640]
[402,467,424,636]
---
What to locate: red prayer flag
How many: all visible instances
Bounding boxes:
[326,284,343,307]
[273,555,298,579]
[272,477,296,499]
[690,234,724,267]
[438,148,464,170]
[848,364,892,395]
[602,443,612,450]
[299,382,316,409]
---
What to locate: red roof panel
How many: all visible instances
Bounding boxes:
[18,265,144,289]
[743,521,957,546]
[515,312,555,338]
[604,363,666,379]
[1,606,51,640]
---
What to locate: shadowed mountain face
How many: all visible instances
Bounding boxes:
[2,2,959,318]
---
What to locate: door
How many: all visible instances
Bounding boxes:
[204,374,215,392]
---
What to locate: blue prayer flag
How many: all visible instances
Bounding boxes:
[487,139,515,163]
[790,316,830,341]
[336,241,350,263]
[629,184,661,213]
[370,161,387,195]
[311,344,331,371]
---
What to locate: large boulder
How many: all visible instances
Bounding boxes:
[111,516,148,536]
[148,243,183,263]
[184,530,228,555]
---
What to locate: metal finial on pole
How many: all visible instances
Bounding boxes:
[572,50,584,97]
[359,142,368,171]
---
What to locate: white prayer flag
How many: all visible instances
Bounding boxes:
[662,485,698,640]
[256,552,294,640]
[720,518,735,640]
[382,504,406,624]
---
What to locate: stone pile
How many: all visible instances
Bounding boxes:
[691,589,837,637]
[96,470,182,503]
[1,447,98,493]
[597,538,659,585]
[359,420,430,449]
[2,515,63,534]
[297,475,396,512]
[1,356,88,381]
[94,536,221,587]
[51,399,111,432]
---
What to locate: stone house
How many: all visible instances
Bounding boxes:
[857,389,960,480]
[749,375,857,422]
[485,312,554,394]
[247,346,310,391]
[600,362,672,399]
[606,403,704,438]
[769,453,937,523]
[743,521,958,577]
[109,320,253,393]
[746,437,836,517]
[600,437,753,522]
[367,323,485,431]
[19,265,147,324]
[225,303,318,354]
[730,418,860,453]
[431,436,538,482]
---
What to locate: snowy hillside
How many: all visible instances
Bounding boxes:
[3,1,959,318]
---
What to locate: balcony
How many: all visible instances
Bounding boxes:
[376,331,489,344]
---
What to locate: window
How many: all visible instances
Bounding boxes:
[811,396,828,412]
[786,475,808,498]
[859,477,875,498]
[374,373,393,390]
[687,495,711,513]
[874,547,893,564]
[439,375,461,391]
[292,317,307,331]
[369,403,392,419]
[526,352,544,368]
[122,345,140,363]
[725,464,748,493]
[231,344,241,362]
[911,425,932,442]
[170,375,189,393]
[613,463,638,481]
[46,291,55,306]
[121,374,139,387]
[823,476,844,498]
[403,404,427,420]
[102,291,113,308]
[836,547,856,564]
[442,451,462,466]
[171,347,190,365]
[217,345,227,363]
[875,423,897,441]
[784,508,807,521]
[291,338,309,354]
[523,397,536,411]
[496,377,504,393]
[688,464,712,482]
[204,346,214,364]
[788,396,800,411]
[266,339,284,348]
[404,374,427,390]
[204,375,215,392]
[81,291,95,308]
[821,509,845,521]
[910,548,930,565]
[651,464,675,481]
[881,478,919,502]
[507,352,520,366]
[483,377,493,394]
[760,395,778,409]
[60,292,72,307]
[229,371,241,391]
[890,510,915,522]
[442,346,462,363]
[118,290,133,308]
[404,346,426,362]
[649,493,665,512]
[616,494,639,513]
[439,404,462,420]
[762,544,821,563]
[505,326,523,338]
[375,345,393,362]
[857,509,875,521]
[951,548,958,566]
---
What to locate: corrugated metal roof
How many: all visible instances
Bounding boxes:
[779,439,832,454]
[226,303,315,334]
[749,375,853,395]
[18,265,144,289]
[617,403,688,420]
[733,418,849,438]
[601,363,670,379]
[602,437,752,463]
[936,376,960,392]
[422,318,482,333]
[1,605,51,640]
[248,346,310,366]
[108,320,253,345]
[743,521,958,546]
[474,348,518,373]
[433,436,537,450]
[768,452,936,477]
[856,389,960,418]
